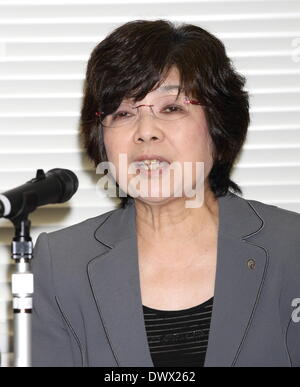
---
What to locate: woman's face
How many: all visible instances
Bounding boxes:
[103,66,215,206]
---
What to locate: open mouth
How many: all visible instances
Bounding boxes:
[135,160,170,176]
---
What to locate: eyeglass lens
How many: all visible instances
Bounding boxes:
[101,94,194,127]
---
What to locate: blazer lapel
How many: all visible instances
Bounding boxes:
[88,193,269,367]
[87,200,154,366]
[204,193,269,367]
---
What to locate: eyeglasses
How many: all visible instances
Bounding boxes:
[96,94,205,128]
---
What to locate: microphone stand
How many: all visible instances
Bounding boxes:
[2,168,77,367]
[11,216,33,367]
[9,189,39,367]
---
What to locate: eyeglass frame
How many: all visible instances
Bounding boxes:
[95,95,206,126]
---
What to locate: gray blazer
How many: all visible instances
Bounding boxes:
[32,191,300,367]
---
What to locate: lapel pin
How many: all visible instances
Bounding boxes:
[247,259,256,270]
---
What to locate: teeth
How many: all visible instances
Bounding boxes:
[149,163,161,170]
[139,162,160,170]
[142,159,160,165]
[136,160,169,171]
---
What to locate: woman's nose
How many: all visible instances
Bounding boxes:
[134,109,164,143]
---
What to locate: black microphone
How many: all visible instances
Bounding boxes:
[0,168,79,219]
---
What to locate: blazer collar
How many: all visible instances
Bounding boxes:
[88,192,268,367]
[94,192,265,247]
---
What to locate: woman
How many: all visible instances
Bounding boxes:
[32,19,300,367]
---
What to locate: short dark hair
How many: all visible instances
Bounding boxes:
[80,19,250,209]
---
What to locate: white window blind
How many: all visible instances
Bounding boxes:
[0,0,299,367]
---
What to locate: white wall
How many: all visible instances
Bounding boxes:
[0,0,300,367]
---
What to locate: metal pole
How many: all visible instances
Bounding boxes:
[11,219,33,367]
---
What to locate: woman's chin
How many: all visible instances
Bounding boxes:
[137,198,173,207]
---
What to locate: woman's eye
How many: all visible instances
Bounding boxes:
[112,111,131,120]
[163,105,182,113]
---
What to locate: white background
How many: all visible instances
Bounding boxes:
[0,0,300,367]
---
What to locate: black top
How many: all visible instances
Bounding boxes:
[142,297,214,367]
